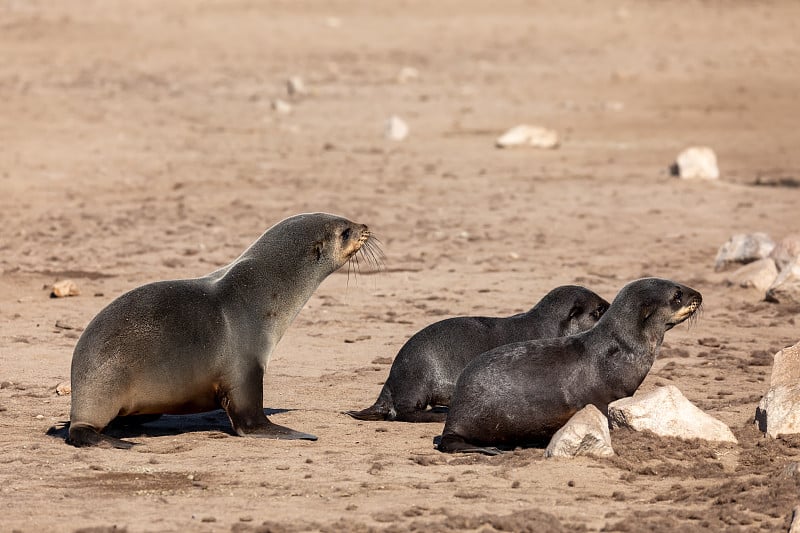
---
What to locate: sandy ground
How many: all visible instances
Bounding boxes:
[2,1,800,531]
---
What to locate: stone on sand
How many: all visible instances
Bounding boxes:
[770,234,800,271]
[545,404,614,458]
[673,146,719,180]
[766,259,800,304]
[756,341,800,438]
[713,232,775,272]
[385,115,409,141]
[51,280,80,298]
[726,258,778,293]
[608,386,737,443]
[286,76,307,97]
[271,99,292,114]
[397,66,419,83]
[495,125,559,149]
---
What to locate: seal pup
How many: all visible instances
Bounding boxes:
[67,213,382,448]
[437,278,702,454]
[346,285,609,422]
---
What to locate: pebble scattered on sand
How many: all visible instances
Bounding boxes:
[56,382,71,396]
[671,146,719,180]
[495,125,559,149]
[51,280,80,298]
[385,115,409,141]
[271,99,292,114]
[287,76,307,97]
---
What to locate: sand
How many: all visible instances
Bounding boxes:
[1,1,799,531]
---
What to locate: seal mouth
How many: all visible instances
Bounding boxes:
[345,229,384,281]
[666,297,702,329]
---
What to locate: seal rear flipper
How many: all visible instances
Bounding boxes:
[66,424,134,449]
[436,433,503,456]
[344,403,389,421]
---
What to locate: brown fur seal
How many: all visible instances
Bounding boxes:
[66,213,381,448]
[346,285,609,422]
[437,278,702,455]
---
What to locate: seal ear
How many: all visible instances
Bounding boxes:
[313,241,325,261]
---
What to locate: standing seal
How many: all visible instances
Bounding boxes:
[346,285,609,422]
[437,278,702,454]
[66,213,381,448]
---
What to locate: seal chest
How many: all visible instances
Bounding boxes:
[346,285,609,423]
[436,278,702,455]
[66,212,381,448]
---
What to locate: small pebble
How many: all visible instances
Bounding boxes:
[35,415,44,420]
[287,76,307,97]
[51,280,80,298]
[385,115,409,141]
[271,99,292,114]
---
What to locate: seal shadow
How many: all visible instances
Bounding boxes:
[47,408,292,442]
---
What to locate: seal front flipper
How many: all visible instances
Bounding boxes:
[66,423,134,450]
[236,420,318,441]
[345,403,389,421]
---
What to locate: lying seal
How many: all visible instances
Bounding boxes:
[437,278,702,454]
[67,213,381,448]
[346,285,609,422]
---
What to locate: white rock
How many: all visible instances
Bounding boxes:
[768,341,800,388]
[286,76,307,97]
[545,405,614,458]
[495,125,559,149]
[608,385,737,443]
[397,66,419,83]
[56,382,71,396]
[756,342,800,437]
[714,233,775,271]
[726,258,778,293]
[271,99,292,114]
[756,385,800,438]
[674,146,719,180]
[385,115,409,141]
[766,259,800,304]
[770,234,800,272]
[790,506,800,533]
[51,279,80,298]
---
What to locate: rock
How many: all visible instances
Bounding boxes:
[495,125,559,149]
[286,76,307,97]
[35,414,44,420]
[672,146,719,180]
[756,385,800,438]
[726,258,778,293]
[791,506,800,533]
[545,405,614,458]
[755,342,800,438]
[51,280,80,298]
[713,233,775,271]
[608,386,737,443]
[56,382,71,396]
[271,99,292,114]
[385,115,409,141]
[397,66,419,83]
[770,234,800,271]
[766,259,800,304]
[768,341,800,388]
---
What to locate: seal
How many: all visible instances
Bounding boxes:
[436,278,702,454]
[66,212,381,448]
[346,285,609,422]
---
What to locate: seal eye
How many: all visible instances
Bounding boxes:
[341,228,351,241]
[673,289,683,303]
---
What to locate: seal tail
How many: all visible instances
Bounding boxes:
[345,388,393,421]
[65,423,134,450]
